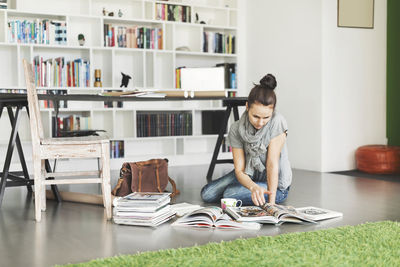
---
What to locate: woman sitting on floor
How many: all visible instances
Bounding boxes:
[201,74,292,206]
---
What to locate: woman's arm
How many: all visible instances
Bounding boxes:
[233,147,270,206]
[266,132,287,204]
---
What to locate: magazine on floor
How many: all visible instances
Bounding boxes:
[113,210,176,227]
[113,198,171,212]
[295,206,343,221]
[171,206,261,230]
[113,192,174,227]
[113,192,171,208]
[226,203,317,225]
[113,205,172,218]
[170,203,203,217]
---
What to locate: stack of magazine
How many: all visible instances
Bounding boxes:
[113,192,176,227]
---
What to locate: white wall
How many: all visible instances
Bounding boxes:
[243,0,323,171]
[244,0,387,172]
[321,0,387,171]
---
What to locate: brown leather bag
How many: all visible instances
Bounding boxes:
[111,159,180,197]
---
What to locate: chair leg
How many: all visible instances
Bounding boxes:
[101,142,112,220]
[33,158,42,222]
[41,159,46,212]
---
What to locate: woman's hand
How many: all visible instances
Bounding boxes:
[249,184,271,206]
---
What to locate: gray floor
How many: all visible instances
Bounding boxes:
[1,165,400,267]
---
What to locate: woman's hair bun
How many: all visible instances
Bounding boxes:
[259,74,277,90]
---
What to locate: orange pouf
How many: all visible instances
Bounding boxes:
[355,145,400,174]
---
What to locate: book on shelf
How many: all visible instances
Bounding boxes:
[215,63,237,89]
[227,91,236,98]
[172,206,261,230]
[52,113,91,137]
[110,140,124,159]
[38,89,68,109]
[113,192,175,227]
[0,0,7,9]
[155,3,191,23]
[226,203,318,225]
[52,20,67,45]
[7,19,66,44]
[221,137,232,153]
[0,89,26,94]
[104,24,163,49]
[136,111,192,137]
[175,66,186,89]
[33,56,90,88]
[203,32,235,54]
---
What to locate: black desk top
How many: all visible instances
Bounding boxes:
[0,93,247,105]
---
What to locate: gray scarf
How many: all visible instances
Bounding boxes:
[238,111,269,176]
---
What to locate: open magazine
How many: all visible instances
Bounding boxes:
[295,206,343,221]
[171,206,261,230]
[226,203,318,225]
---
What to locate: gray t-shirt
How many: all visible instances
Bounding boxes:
[226,111,292,190]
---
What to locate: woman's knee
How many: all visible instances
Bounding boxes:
[275,188,290,203]
[200,184,218,203]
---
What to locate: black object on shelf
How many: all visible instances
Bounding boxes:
[58,129,106,137]
[202,110,226,135]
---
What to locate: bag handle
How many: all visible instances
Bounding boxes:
[136,159,160,167]
[155,162,162,193]
[111,178,124,196]
[168,176,180,198]
[138,164,142,192]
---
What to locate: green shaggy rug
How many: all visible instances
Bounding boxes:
[64,221,400,267]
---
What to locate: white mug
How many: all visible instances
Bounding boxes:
[221,198,242,210]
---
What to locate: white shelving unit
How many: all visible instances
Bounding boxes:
[0,0,238,171]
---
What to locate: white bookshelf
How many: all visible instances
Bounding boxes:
[0,0,238,170]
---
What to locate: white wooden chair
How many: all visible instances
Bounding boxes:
[22,59,112,222]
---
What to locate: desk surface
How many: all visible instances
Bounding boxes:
[0,93,247,105]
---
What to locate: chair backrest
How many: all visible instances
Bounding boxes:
[22,59,44,146]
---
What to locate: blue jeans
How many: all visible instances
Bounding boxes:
[201,170,290,206]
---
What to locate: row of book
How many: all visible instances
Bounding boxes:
[33,56,90,87]
[8,19,67,45]
[203,32,235,54]
[155,3,191,23]
[113,192,175,227]
[52,115,91,137]
[227,91,236,97]
[0,89,25,93]
[136,112,192,137]
[221,137,232,153]
[0,0,6,9]
[38,90,68,109]
[175,66,184,89]
[104,24,163,49]
[110,140,124,159]
[216,63,237,89]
